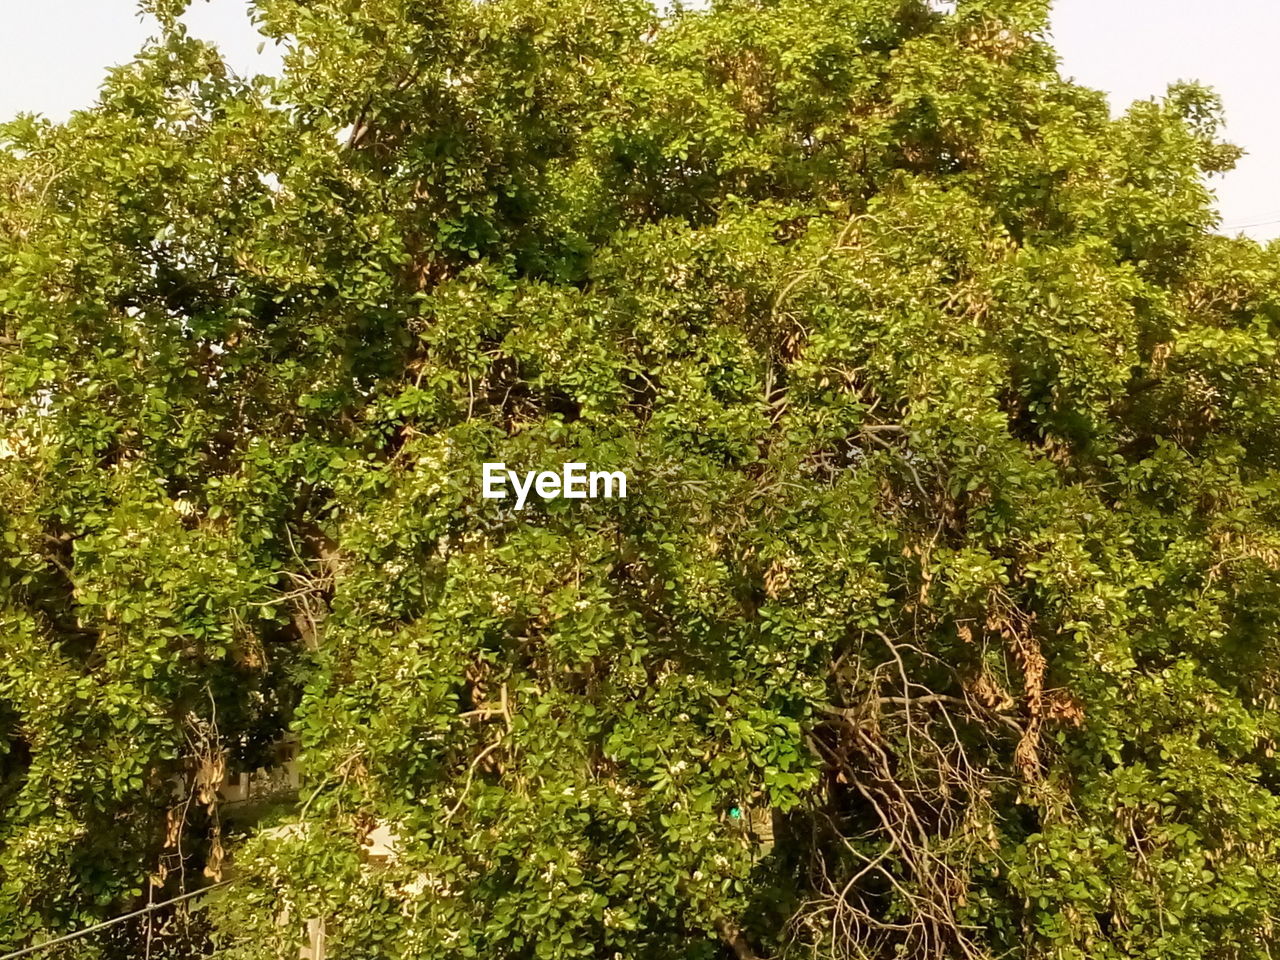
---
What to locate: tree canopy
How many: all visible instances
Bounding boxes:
[2,0,1280,957]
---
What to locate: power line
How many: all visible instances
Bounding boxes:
[1222,217,1280,231]
[0,882,234,960]
[1219,209,1280,230]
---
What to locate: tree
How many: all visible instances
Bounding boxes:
[2,0,1279,957]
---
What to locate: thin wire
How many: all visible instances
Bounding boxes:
[1221,206,1280,223]
[0,882,235,960]
[1220,215,1280,231]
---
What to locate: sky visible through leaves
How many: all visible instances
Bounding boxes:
[3,0,1279,241]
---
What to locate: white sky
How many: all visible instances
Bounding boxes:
[1052,0,1280,241]
[1,1,1278,240]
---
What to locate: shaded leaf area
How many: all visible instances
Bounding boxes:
[1,0,1279,958]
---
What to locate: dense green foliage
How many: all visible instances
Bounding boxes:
[3,0,1280,957]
